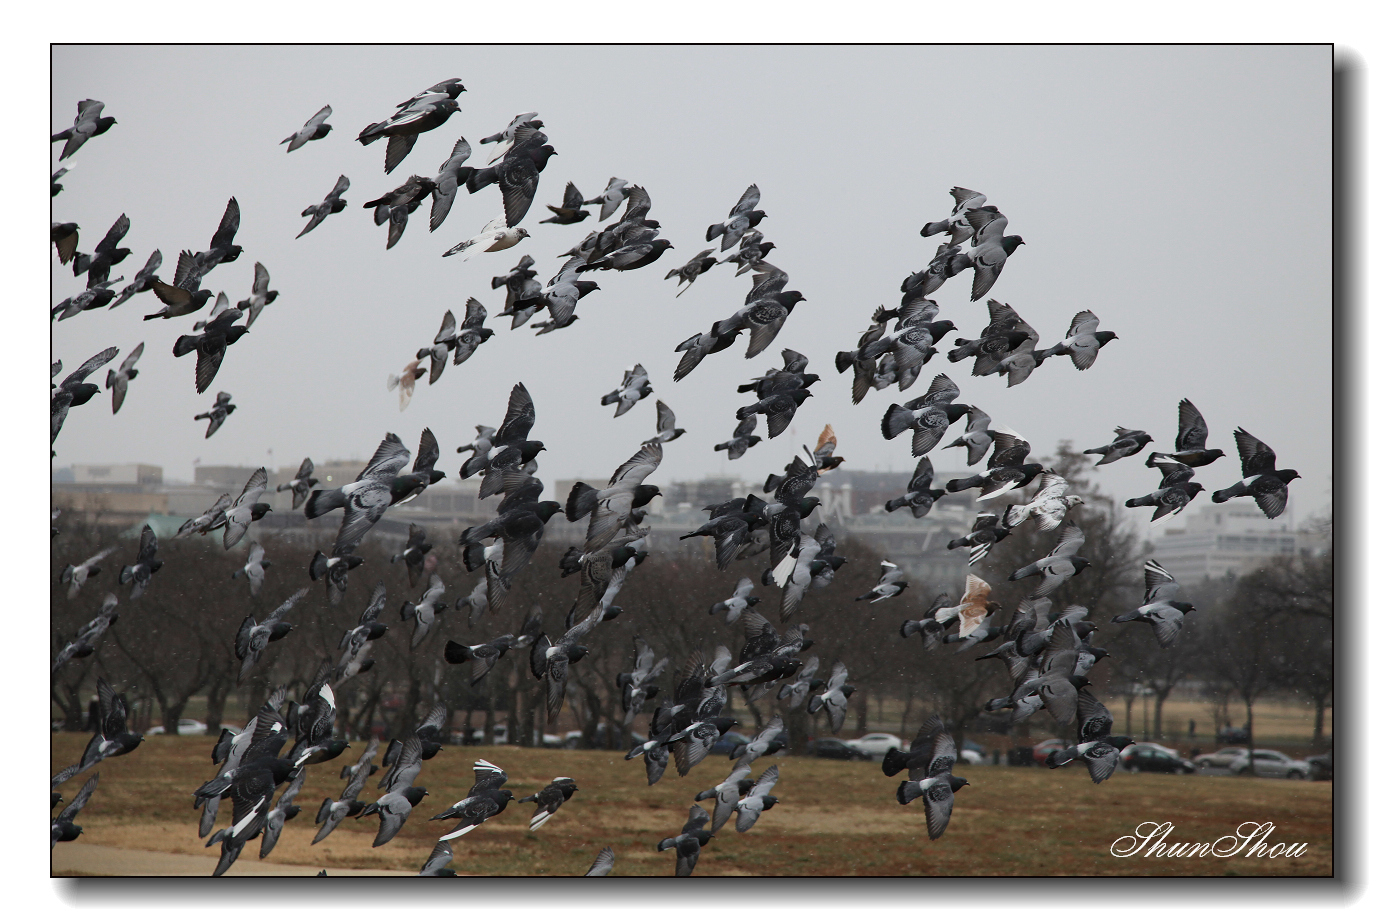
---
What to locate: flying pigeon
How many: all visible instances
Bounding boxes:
[1043,688,1122,783]
[584,177,631,221]
[59,546,115,600]
[1034,310,1118,370]
[276,457,318,511]
[432,758,515,841]
[1111,560,1196,647]
[1002,473,1084,531]
[714,415,762,461]
[52,593,119,673]
[357,90,462,174]
[1083,427,1154,466]
[282,104,333,151]
[231,541,271,597]
[666,248,719,296]
[1210,428,1300,519]
[77,677,144,772]
[657,805,714,877]
[442,213,531,260]
[1145,399,1227,469]
[518,777,578,832]
[706,184,765,251]
[1008,525,1090,597]
[235,588,308,681]
[117,524,162,599]
[601,363,654,417]
[856,560,908,603]
[807,662,855,733]
[52,99,117,160]
[52,773,100,848]
[1125,460,1206,522]
[888,715,970,840]
[51,346,119,445]
[298,175,350,238]
[541,181,590,225]
[108,250,163,309]
[364,174,437,249]
[920,187,988,244]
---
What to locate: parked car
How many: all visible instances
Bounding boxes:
[1031,738,1072,764]
[958,741,986,765]
[1305,752,1333,781]
[807,738,871,761]
[563,724,648,750]
[711,731,752,755]
[844,732,904,760]
[147,718,208,736]
[1122,742,1196,774]
[1194,747,1311,779]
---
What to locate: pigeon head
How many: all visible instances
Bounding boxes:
[567,644,590,664]
[1277,469,1301,483]
[249,503,272,521]
[402,786,430,806]
[632,484,662,507]
[601,605,623,621]
[366,622,389,640]
[1172,601,1197,614]
[266,758,297,785]
[67,383,101,406]
[948,776,970,791]
[709,717,739,734]
[799,373,821,388]
[1002,236,1025,254]
[797,496,822,517]
[533,501,564,523]
[282,804,302,822]
[519,441,546,462]
[1094,331,1119,346]
[268,622,294,642]
[781,291,807,307]
[1184,483,1206,500]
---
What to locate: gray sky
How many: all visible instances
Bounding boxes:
[50,45,1332,529]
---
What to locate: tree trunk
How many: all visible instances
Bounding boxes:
[205,675,231,734]
[853,691,868,733]
[898,685,915,737]
[1153,690,1172,740]
[1124,695,1135,736]
[1312,695,1327,748]
[1244,698,1256,777]
[161,698,186,735]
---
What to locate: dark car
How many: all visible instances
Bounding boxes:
[710,731,752,755]
[1121,742,1196,774]
[1306,752,1333,781]
[807,738,871,761]
[1031,738,1072,764]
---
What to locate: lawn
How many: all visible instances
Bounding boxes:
[51,733,1332,877]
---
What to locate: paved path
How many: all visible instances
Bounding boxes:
[52,843,415,876]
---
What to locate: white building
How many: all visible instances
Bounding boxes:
[1151,502,1316,582]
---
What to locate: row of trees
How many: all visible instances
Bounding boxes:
[51,448,1332,759]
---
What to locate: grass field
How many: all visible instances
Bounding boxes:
[51,733,1332,877]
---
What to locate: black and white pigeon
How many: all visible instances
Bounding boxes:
[53,280,124,321]
[276,457,317,511]
[519,777,578,832]
[541,181,590,225]
[298,174,350,239]
[564,442,663,554]
[856,560,908,603]
[884,456,946,519]
[585,177,631,221]
[658,805,715,877]
[53,99,117,159]
[428,137,476,232]
[235,588,308,681]
[390,428,445,506]
[364,174,438,249]
[479,111,541,162]
[52,773,99,848]
[358,90,462,175]
[921,187,987,244]
[707,184,765,251]
[78,677,144,772]
[601,363,654,417]
[1002,473,1084,531]
[282,104,332,151]
[1210,428,1301,520]
[59,546,115,600]
[401,573,447,649]
[1008,525,1090,597]
[1034,310,1118,370]
[1126,460,1206,522]
[1112,560,1196,647]
[442,213,531,260]
[118,524,163,599]
[104,342,143,414]
[714,415,762,461]
[206,754,296,876]
[948,512,1012,566]
[443,632,516,684]
[710,577,760,626]
[51,346,119,445]
[644,400,685,446]
[1044,688,1121,783]
[945,429,1046,501]
[807,662,855,732]
[1083,427,1154,466]
[312,740,379,845]
[193,391,236,439]
[306,433,412,587]
[108,250,163,309]
[433,758,516,841]
[231,541,271,597]
[890,715,969,839]
[53,593,119,672]
[237,262,278,328]
[1145,399,1226,469]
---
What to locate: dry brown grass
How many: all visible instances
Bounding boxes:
[52,734,1331,877]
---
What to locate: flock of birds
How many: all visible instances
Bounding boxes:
[52,81,1303,876]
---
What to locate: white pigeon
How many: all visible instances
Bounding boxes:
[442,214,531,261]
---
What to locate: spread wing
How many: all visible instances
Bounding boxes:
[1175,399,1210,452]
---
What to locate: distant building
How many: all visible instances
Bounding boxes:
[73,463,162,486]
[1151,502,1325,582]
[54,464,168,520]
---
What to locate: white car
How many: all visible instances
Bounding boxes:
[1194,747,1312,779]
[844,733,904,760]
[147,718,208,736]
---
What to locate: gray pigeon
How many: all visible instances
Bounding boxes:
[53,99,117,160]
[584,177,631,221]
[706,184,765,251]
[105,342,143,413]
[1111,560,1196,647]
[1008,525,1090,598]
[235,588,308,681]
[298,175,350,239]
[281,105,333,152]
[231,541,271,597]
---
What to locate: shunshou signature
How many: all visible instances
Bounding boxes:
[1111,821,1308,858]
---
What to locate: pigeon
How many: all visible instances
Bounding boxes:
[258,767,307,858]
[947,513,1012,566]
[458,425,499,478]
[379,707,447,792]
[231,542,271,597]
[564,442,663,554]
[890,715,969,839]
[1210,428,1301,519]
[585,177,631,221]
[188,197,244,279]
[712,267,806,360]
[658,804,714,877]
[1145,399,1227,469]
[775,656,820,712]
[395,78,466,109]
[400,573,447,649]
[920,187,987,244]
[171,296,249,393]
[472,383,545,500]
[59,547,115,600]
[1002,473,1084,531]
[530,254,599,331]
[276,457,318,511]
[235,588,308,681]
[52,222,80,265]
[519,777,578,832]
[734,765,781,833]
[412,839,458,877]
[358,92,462,174]
[1043,688,1121,783]
[601,364,654,417]
[177,493,233,538]
[432,758,515,841]
[945,429,1046,501]
[52,99,117,160]
[387,359,427,411]
[616,636,669,725]
[666,248,719,296]
[391,523,433,588]
[1083,427,1154,465]
[942,405,994,467]
[947,300,1038,378]
[237,262,278,328]
[1034,310,1118,370]
[1125,460,1206,522]
[77,677,144,772]
[364,174,438,249]
[52,593,119,673]
[480,113,544,164]
[306,432,412,570]
[1008,525,1090,597]
[884,456,947,519]
[357,758,429,848]
[51,346,119,445]
[585,847,616,877]
[282,104,333,151]
[193,391,236,439]
[673,326,743,381]
[108,250,163,309]
[880,376,969,457]
[841,316,956,393]
[576,236,675,273]
[1112,560,1196,647]
[442,213,531,259]
[541,181,590,225]
[530,605,616,722]
[710,577,760,626]
[856,560,908,603]
[298,175,350,238]
[102,342,144,414]
[390,428,445,506]
[706,184,765,251]
[714,415,762,461]
[807,662,855,733]
[118,524,163,599]
[52,773,99,848]
[335,582,388,681]
[643,400,686,447]
[312,740,380,845]
[52,167,70,197]
[958,206,1025,300]
[737,389,813,440]
[206,755,296,876]
[493,255,542,323]
[460,497,563,613]
[722,234,776,277]
[465,126,557,226]
[218,467,270,550]
[144,273,214,321]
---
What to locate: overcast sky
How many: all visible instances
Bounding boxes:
[50,45,1332,533]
